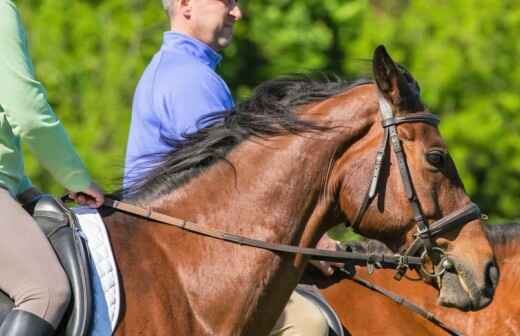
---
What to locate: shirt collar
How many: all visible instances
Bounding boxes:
[162,32,222,69]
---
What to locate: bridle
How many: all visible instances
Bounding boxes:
[351,95,482,280]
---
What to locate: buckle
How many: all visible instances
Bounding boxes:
[419,247,452,279]
[393,255,409,280]
[414,226,431,240]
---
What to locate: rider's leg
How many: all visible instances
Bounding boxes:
[0,188,71,331]
[270,290,329,336]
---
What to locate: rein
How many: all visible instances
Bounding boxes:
[338,268,464,336]
[100,197,422,268]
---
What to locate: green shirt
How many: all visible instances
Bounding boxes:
[0,0,91,197]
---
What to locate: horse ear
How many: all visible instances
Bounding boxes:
[372,45,418,112]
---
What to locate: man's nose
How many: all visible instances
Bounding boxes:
[230,4,242,21]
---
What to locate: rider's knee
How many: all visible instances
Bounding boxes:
[17,266,71,320]
[295,298,328,336]
[47,266,72,314]
[271,291,329,336]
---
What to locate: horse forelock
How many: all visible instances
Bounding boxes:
[122,75,372,202]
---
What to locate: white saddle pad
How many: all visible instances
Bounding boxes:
[73,207,120,332]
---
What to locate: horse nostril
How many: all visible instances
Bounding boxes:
[484,260,499,298]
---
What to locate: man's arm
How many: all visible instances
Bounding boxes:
[0,1,91,192]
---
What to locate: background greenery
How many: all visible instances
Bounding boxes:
[17,0,520,224]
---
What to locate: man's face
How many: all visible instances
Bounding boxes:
[190,0,242,51]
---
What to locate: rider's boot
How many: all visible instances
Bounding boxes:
[0,309,55,336]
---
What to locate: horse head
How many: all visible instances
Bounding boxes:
[328,46,497,310]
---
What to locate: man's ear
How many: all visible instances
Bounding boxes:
[178,0,192,18]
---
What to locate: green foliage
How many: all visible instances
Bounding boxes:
[17,0,520,221]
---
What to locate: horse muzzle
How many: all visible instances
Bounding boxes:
[438,257,498,311]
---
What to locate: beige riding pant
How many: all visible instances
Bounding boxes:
[270,290,329,336]
[0,188,70,328]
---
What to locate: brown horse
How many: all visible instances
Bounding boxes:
[315,223,520,336]
[101,46,495,335]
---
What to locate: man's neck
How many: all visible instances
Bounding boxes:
[170,22,220,52]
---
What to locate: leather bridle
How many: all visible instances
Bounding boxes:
[351,95,482,280]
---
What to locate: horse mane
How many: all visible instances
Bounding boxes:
[484,222,520,246]
[123,75,372,201]
[344,238,393,254]
[343,223,520,256]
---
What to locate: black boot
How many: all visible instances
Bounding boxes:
[0,310,55,336]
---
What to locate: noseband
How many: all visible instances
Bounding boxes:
[351,96,482,280]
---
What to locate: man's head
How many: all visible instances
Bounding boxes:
[165,0,242,51]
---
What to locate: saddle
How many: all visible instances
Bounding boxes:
[0,196,92,335]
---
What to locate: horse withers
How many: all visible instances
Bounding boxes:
[98,46,496,335]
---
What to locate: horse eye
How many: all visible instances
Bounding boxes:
[426,150,446,167]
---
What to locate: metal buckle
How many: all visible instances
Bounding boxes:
[414,226,431,239]
[419,247,453,279]
[393,255,410,280]
[366,254,382,275]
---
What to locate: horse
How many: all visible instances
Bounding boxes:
[98,46,496,335]
[313,223,520,336]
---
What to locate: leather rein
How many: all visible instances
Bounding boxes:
[96,96,481,276]
[101,197,422,268]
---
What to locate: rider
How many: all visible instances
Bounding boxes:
[0,1,104,335]
[125,1,337,335]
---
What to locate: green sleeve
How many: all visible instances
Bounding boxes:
[0,1,91,192]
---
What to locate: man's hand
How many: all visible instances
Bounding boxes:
[69,182,105,208]
[310,234,343,276]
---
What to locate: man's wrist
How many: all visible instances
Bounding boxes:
[16,186,43,205]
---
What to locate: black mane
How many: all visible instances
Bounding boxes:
[345,239,393,254]
[484,222,520,246]
[123,75,371,201]
[344,222,520,255]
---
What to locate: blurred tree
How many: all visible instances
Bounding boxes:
[17,0,520,222]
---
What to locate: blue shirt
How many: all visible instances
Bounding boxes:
[124,32,234,185]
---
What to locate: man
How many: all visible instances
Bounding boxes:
[125,0,238,181]
[125,1,335,335]
[0,1,104,334]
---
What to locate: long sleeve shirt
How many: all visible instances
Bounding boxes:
[124,32,234,185]
[0,0,91,197]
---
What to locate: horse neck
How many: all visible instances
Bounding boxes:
[152,139,333,333]
[153,84,379,248]
[137,90,377,334]
[158,136,335,241]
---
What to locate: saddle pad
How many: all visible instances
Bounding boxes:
[74,207,120,332]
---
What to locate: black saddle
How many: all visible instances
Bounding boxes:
[0,196,92,335]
